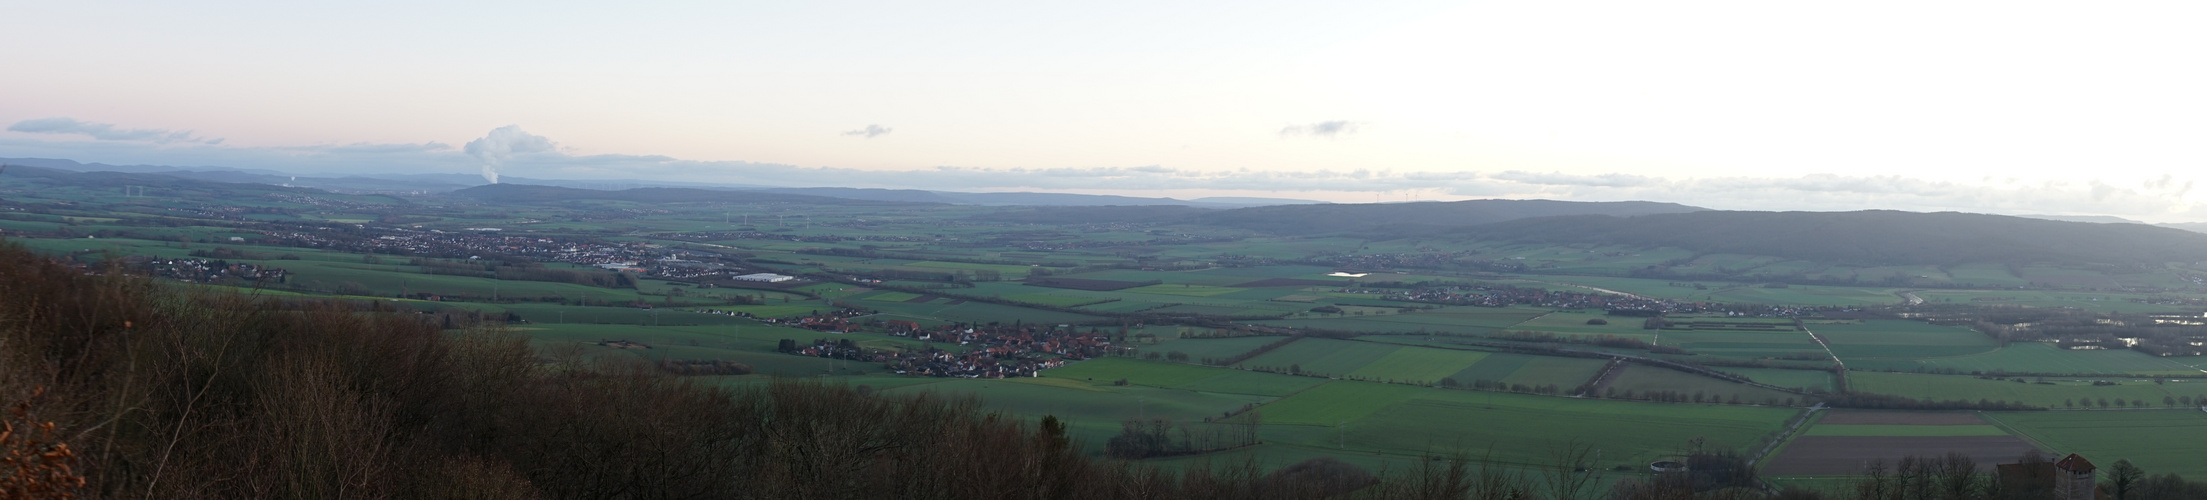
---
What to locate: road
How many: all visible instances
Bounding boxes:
[1799,323,1846,371]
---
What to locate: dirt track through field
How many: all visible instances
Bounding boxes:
[1763,436,2038,475]
[1817,411,1987,425]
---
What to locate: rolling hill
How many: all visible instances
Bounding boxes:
[442,183,928,206]
[1192,199,1707,235]
[1454,210,2207,266]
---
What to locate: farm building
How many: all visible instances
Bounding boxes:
[1998,454,2099,500]
[734,273,796,283]
[2054,454,2096,500]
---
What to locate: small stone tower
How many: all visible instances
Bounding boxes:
[2054,453,2097,500]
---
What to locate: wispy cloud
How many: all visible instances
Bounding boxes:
[841,124,893,138]
[6,117,222,144]
[1279,120,1360,139]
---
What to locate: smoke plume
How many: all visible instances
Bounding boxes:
[463,125,555,184]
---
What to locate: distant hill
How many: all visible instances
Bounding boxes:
[2,157,1331,207]
[0,157,263,175]
[1188,196,1327,207]
[751,188,1324,208]
[760,187,966,204]
[2157,222,2207,234]
[443,183,926,206]
[2013,214,2147,224]
[2,164,276,191]
[1456,210,2207,266]
[974,205,1219,224]
[970,199,1703,231]
[1192,199,1707,235]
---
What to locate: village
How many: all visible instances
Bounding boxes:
[744,306,1120,378]
[132,256,288,284]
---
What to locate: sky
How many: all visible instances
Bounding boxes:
[5,1,2207,221]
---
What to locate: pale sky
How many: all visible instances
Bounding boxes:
[5,1,2207,221]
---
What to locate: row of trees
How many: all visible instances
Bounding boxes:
[1103,415,1262,460]
[1837,451,2207,500]
[412,257,638,289]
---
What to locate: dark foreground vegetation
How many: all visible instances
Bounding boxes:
[1841,452,2207,500]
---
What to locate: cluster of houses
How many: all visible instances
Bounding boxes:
[133,257,287,284]
[881,325,1116,378]
[663,230,941,244]
[696,307,869,332]
[256,223,762,281]
[766,313,1122,378]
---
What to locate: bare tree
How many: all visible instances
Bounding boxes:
[1542,440,1603,500]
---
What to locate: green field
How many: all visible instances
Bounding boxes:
[1810,320,1999,360]
[861,291,924,302]
[1801,425,2007,437]
[1715,367,1837,392]
[1850,342,2207,376]
[1256,381,1798,467]
[1124,284,1248,297]
[1601,364,1800,405]
[1235,338,1401,376]
[1255,306,1548,335]
[1141,335,1288,361]
[1446,352,1610,388]
[1343,346,1490,384]
[1912,290,2196,313]
[1987,410,2207,478]
[1506,310,1658,337]
[1658,330,1824,359]
[1848,372,2197,408]
[1042,357,1322,397]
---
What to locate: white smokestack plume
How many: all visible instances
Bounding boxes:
[463,125,555,184]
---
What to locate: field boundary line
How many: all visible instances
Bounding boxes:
[1505,310,1555,331]
[1974,411,2056,454]
[1577,359,1626,397]
[1239,380,1336,418]
[1752,407,1823,470]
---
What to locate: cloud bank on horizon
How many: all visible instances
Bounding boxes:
[7,117,222,145]
[5,119,2205,222]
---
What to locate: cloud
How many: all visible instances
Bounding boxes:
[285,142,453,155]
[841,124,893,138]
[6,117,221,144]
[1279,120,1360,138]
[1490,171,1661,188]
[2145,174,2194,198]
[463,125,556,184]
